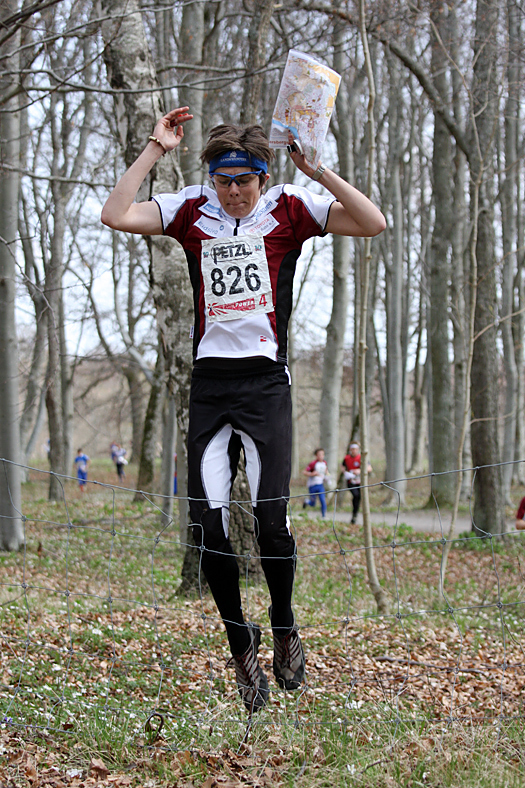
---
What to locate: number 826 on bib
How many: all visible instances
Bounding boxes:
[201,234,274,322]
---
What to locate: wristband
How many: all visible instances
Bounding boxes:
[149,135,167,155]
[310,164,326,181]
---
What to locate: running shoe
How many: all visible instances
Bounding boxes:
[228,623,269,713]
[269,608,305,690]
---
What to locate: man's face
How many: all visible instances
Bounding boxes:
[350,446,359,457]
[211,167,269,219]
[316,450,325,462]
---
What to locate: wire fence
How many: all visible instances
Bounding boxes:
[0,459,524,748]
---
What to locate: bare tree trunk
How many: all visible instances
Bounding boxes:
[409,287,427,474]
[134,347,165,497]
[513,150,525,483]
[469,0,505,535]
[499,0,519,503]
[289,327,300,479]
[449,3,471,499]
[41,40,93,496]
[122,365,145,462]
[427,0,454,504]
[229,457,262,582]
[384,55,406,502]
[178,0,204,183]
[359,0,388,613]
[19,299,47,464]
[45,91,68,494]
[440,173,480,592]
[513,251,525,483]
[160,393,176,527]
[44,188,66,499]
[320,231,350,472]
[319,19,351,473]
[513,37,524,484]
[0,5,23,550]
[239,0,275,126]
[59,291,75,475]
[18,129,48,468]
[364,245,377,416]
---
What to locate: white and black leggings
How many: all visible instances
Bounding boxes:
[188,364,296,656]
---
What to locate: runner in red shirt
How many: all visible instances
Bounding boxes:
[341,442,372,524]
[515,496,525,530]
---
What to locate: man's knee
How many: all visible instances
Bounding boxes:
[190,506,232,554]
[254,505,295,558]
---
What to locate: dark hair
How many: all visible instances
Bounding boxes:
[314,448,324,455]
[201,124,274,188]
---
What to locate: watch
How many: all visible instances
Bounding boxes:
[310,164,326,181]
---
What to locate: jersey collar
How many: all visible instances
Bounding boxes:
[199,188,277,226]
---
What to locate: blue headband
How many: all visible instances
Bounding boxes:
[209,150,268,174]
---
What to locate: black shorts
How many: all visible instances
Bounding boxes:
[187,364,294,560]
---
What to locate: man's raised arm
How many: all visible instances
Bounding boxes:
[101,107,193,235]
[287,133,386,238]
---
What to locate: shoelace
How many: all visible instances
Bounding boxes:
[276,629,301,669]
[227,640,259,686]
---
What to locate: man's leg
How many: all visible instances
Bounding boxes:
[319,488,327,518]
[349,484,360,522]
[232,367,305,691]
[231,368,296,634]
[308,484,323,513]
[187,379,251,657]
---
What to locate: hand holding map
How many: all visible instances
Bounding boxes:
[269,50,341,169]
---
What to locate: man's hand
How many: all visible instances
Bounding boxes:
[286,131,317,178]
[152,107,194,152]
[516,519,525,530]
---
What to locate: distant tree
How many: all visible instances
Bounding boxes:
[319,17,352,474]
[427,0,454,505]
[469,0,505,534]
[0,0,23,550]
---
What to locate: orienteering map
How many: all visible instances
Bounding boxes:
[269,50,341,168]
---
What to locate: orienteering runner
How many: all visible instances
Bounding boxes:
[101,107,385,714]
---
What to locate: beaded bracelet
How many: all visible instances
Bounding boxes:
[148,135,167,154]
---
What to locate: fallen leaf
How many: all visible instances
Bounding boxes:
[89,757,109,780]
[24,758,37,783]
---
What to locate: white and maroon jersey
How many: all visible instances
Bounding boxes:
[152,184,335,363]
[311,460,328,486]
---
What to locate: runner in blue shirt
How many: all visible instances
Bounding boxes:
[74,448,90,493]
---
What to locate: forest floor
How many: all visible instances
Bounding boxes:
[1,465,524,787]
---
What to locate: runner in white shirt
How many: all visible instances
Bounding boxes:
[303,448,329,517]
[101,107,385,714]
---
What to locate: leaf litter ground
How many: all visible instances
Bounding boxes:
[1,479,524,786]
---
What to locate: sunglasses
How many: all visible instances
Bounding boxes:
[210,171,262,188]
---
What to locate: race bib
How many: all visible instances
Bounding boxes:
[201,234,274,322]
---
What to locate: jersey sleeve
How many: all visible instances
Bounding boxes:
[516,496,525,519]
[282,184,336,244]
[151,192,185,237]
[151,186,204,240]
